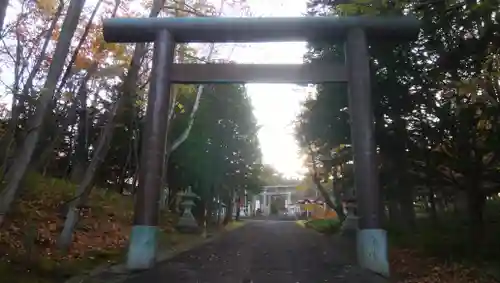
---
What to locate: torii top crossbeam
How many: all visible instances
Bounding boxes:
[103,16,420,43]
[108,14,420,274]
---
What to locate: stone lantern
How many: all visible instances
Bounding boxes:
[175,186,200,233]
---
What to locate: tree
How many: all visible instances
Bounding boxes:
[297,0,500,243]
[0,0,88,225]
[170,83,262,225]
[260,164,299,186]
[0,0,9,33]
[0,0,255,251]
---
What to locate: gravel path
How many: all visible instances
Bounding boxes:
[125,220,387,283]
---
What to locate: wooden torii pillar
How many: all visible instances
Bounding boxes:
[103,16,419,275]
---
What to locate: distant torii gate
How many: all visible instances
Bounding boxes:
[103,16,419,276]
[257,185,298,215]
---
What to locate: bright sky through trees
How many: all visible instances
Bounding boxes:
[0,0,310,179]
[235,0,309,178]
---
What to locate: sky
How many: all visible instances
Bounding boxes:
[230,0,310,178]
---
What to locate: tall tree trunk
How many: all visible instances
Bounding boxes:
[307,144,345,219]
[55,0,103,97]
[0,3,64,172]
[206,186,215,226]
[1,18,24,175]
[466,187,485,244]
[69,87,89,182]
[428,186,437,224]
[202,203,208,238]
[58,98,122,249]
[0,0,9,33]
[167,185,181,212]
[31,97,78,172]
[216,196,222,224]
[235,195,241,221]
[331,178,347,220]
[0,0,87,226]
[159,0,229,212]
[165,0,225,156]
[378,181,387,225]
[114,0,165,196]
[395,117,416,231]
[116,148,132,194]
[454,190,469,216]
[396,159,416,230]
[223,192,233,225]
[387,199,402,223]
[30,0,108,176]
[64,0,104,181]
[398,188,416,230]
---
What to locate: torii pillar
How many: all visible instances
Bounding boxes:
[102,16,419,275]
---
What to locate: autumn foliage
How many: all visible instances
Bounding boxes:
[0,174,130,281]
[0,0,255,280]
[0,173,181,282]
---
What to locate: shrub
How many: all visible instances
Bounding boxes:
[305,218,342,234]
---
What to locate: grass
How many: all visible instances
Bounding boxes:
[225,220,245,231]
[295,220,307,228]
[302,218,342,234]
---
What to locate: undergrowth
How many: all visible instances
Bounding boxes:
[387,200,500,283]
[0,173,179,283]
[304,218,342,234]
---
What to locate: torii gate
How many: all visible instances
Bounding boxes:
[103,15,419,276]
[258,185,299,215]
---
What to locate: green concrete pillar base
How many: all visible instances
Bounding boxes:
[126,225,158,270]
[356,228,390,277]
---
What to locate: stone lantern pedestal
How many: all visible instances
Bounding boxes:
[175,187,201,234]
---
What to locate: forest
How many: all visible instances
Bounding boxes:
[294,0,500,282]
[0,0,500,282]
[0,0,266,282]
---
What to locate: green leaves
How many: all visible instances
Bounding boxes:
[302,0,500,220]
[169,83,262,200]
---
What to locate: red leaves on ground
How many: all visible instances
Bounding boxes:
[0,180,135,264]
[0,176,186,283]
[1,205,131,262]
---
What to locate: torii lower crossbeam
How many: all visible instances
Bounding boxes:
[102,15,420,276]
